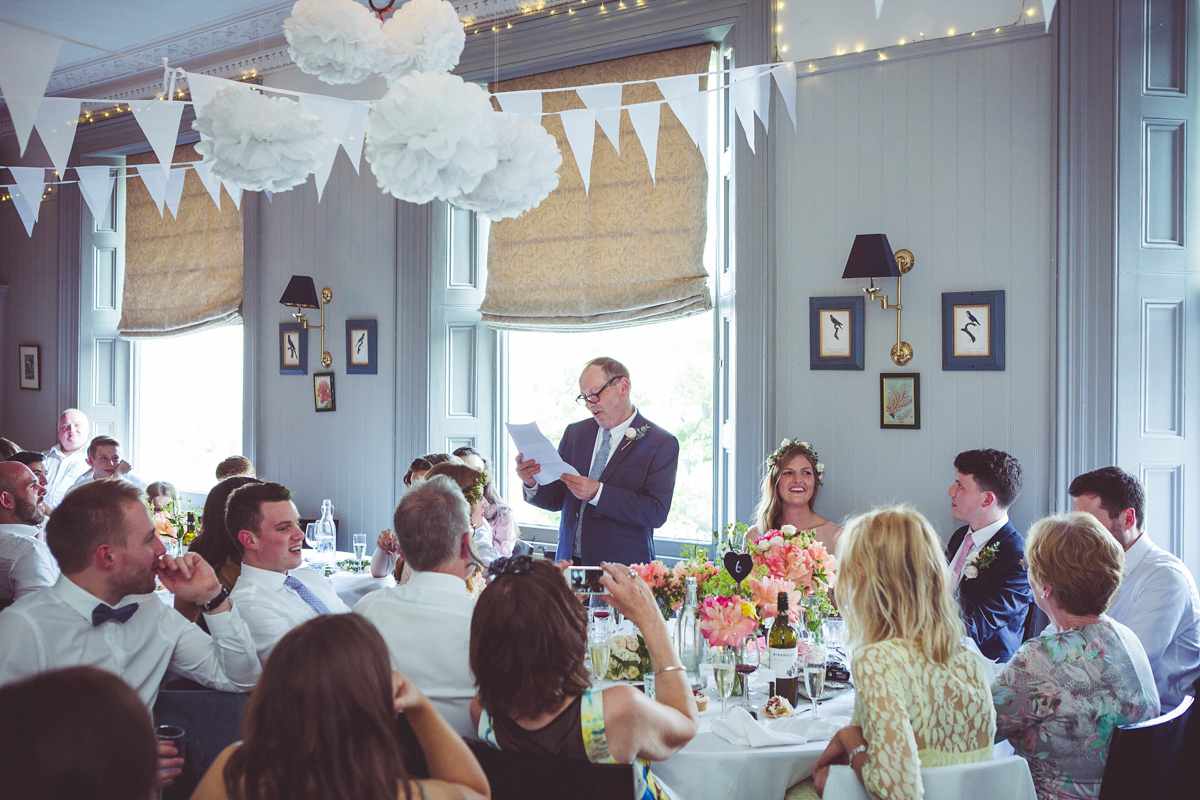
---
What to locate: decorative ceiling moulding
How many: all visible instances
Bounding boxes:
[453,0,579,30]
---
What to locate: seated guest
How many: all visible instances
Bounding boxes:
[809,507,995,800]
[145,481,179,513]
[175,476,261,627]
[0,666,159,800]
[215,455,255,481]
[0,461,58,603]
[8,450,52,523]
[455,446,519,558]
[993,512,1159,799]
[427,460,498,567]
[0,479,261,708]
[191,614,489,800]
[69,435,146,491]
[749,438,841,552]
[470,558,698,796]
[946,448,1032,662]
[357,476,480,737]
[226,482,349,660]
[43,408,91,507]
[370,453,460,580]
[1069,467,1200,709]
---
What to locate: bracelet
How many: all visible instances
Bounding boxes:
[847,744,869,766]
[654,665,687,676]
[198,587,229,613]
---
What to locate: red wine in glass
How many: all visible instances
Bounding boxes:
[736,662,757,710]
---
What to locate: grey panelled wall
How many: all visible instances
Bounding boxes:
[774,32,1056,543]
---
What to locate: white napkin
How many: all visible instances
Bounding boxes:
[711,707,809,747]
[767,715,852,742]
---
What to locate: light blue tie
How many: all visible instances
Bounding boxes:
[574,428,612,558]
[284,575,331,614]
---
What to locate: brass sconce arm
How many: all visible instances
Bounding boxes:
[860,249,915,366]
[290,287,334,369]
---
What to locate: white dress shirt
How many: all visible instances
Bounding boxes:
[0,575,260,708]
[69,467,148,492]
[0,523,59,602]
[41,445,90,507]
[1107,532,1200,709]
[948,515,1010,584]
[355,570,477,738]
[524,408,639,508]
[230,564,350,661]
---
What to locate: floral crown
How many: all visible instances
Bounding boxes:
[767,438,825,485]
[463,470,489,504]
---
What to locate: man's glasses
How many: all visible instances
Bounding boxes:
[575,376,621,406]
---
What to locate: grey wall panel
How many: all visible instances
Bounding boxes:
[1142,463,1184,556]
[776,33,1055,541]
[1146,0,1187,94]
[94,248,117,310]
[447,325,478,418]
[92,338,116,406]
[1141,299,1184,437]
[1143,119,1185,247]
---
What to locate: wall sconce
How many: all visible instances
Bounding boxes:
[841,233,916,366]
[280,275,333,368]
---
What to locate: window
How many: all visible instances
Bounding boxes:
[132,325,244,492]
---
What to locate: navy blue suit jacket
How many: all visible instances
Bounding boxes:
[528,411,679,565]
[946,521,1033,662]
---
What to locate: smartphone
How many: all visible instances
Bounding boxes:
[566,565,606,595]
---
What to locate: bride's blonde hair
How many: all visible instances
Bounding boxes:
[836,506,964,664]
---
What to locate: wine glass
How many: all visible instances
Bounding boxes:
[802,637,827,718]
[588,629,611,681]
[709,646,736,715]
[736,639,758,712]
[155,724,185,799]
[589,594,613,634]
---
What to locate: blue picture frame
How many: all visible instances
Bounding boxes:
[345,319,378,375]
[279,322,307,375]
[941,290,1005,371]
[809,295,865,370]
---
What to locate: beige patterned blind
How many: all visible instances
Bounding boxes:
[120,144,243,337]
[480,44,714,331]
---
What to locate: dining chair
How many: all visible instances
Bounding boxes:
[152,687,250,800]
[1100,693,1194,800]
[822,755,1037,800]
[465,739,633,800]
[1173,680,1200,800]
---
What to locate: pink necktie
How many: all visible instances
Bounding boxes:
[951,531,975,583]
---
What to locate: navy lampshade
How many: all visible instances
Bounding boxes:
[279,275,321,308]
[842,234,900,280]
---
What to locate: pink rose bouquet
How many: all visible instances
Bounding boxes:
[749,525,837,595]
[699,595,759,647]
[747,574,803,625]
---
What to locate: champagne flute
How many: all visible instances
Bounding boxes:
[710,646,736,715]
[352,533,367,563]
[588,630,611,681]
[802,639,826,718]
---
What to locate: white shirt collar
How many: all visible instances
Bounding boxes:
[1122,530,1153,574]
[238,563,292,591]
[407,570,470,594]
[966,515,1010,549]
[602,408,639,441]
[52,574,114,622]
[0,523,41,539]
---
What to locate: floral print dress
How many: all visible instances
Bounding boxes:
[992,618,1160,800]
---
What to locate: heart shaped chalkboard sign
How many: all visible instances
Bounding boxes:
[723,552,754,586]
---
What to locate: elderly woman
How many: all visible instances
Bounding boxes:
[804,507,995,800]
[992,512,1159,800]
[749,439,840,553]
[469,558,698,799]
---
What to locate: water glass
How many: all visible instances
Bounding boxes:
[643,669,656,700]
[802,638,827,718]
[155,724,185,799]
[352,534,367,563]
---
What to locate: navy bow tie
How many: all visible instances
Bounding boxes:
[92,602,138,626]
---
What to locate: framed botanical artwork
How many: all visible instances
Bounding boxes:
[345,319,378,375]
[880,373,920,429]
[313,372,336,412]
[280,323,308,375]
[809,296,865,370]
[941,290,1006,371]
[18,345,40,390]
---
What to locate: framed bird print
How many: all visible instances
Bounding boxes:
[809,296,865,370]
[279,323,308,375]
[941,290,1005,371]
[345,319,378,375]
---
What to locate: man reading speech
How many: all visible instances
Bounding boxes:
[516,357,679,565]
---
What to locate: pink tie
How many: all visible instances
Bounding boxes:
[951,531,975,583]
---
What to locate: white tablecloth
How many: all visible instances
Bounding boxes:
[305,552,395,608]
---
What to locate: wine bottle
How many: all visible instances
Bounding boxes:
[768,592,798,675]
[181,511,197,548]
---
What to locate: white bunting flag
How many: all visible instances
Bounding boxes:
[224,182,243,210]
[299,93,356,200]
[191,160,223,210]
[1044,0,1057,31]
[730,67,766,152]
[131,100,185,178]
[265,190,273,203]
[875,0,886,19]
[74,165,116,223]
[34,97,82,178]
[8,167,47,226]
[340,103,369,174]
[134,165,168,215]
[655,75,705,155]
[575,83,623,154]
[7,186,38,237]
[0,22,62,156]
[164,166,188,219]
[185,71,242,117]
[771,62,798,132]
[494,90,543,120]
[625,102,661,185]
[559,108,597,194]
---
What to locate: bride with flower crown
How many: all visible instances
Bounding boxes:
[747,439,842,554]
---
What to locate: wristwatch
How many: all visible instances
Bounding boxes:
[198,587,229,613]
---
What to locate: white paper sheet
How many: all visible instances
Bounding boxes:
[506,421,579,485]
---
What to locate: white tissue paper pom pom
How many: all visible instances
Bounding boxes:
[376,0,465,82]
[193,87,322,193]
[450,113,561,220]
[365,71,498,204]
[284,0,383,85]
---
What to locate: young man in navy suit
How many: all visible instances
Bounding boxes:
[515,357,679,565]
[946,448,1032,662]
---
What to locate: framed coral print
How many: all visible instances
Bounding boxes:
[18,345,40,390]
[345,319,378,375]
[314,372,335,412]
[280,323,307,375]
[809,296,865,370]
[880,373,920,429]
[941,290,1005,371]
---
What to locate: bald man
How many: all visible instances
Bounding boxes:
[0,462,58,604]
[42,409,91,507]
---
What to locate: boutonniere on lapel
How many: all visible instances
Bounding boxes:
[619,425,651,451]
[963,543,1000,579]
